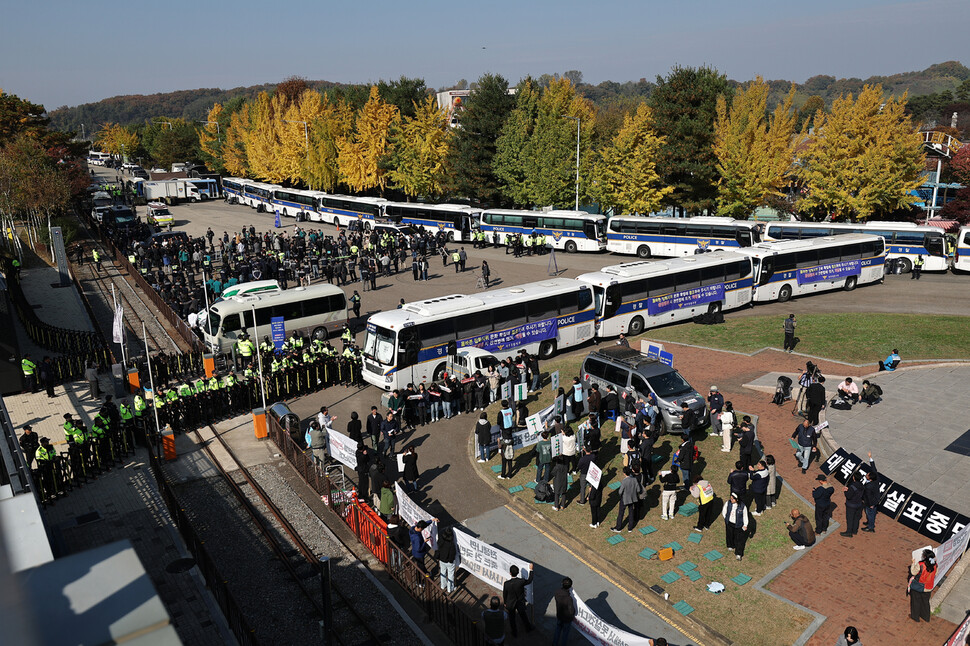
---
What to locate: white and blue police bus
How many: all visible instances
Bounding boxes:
[576,251,754,337]
[954,226,970,273]
[606,216,762,258]
[313,194,387,229]
[271,187,319,219]
[221,177,251,204]
[733,234,886,303]
[383,202,479,241]
[763,221,945,273]
[479,209,606,252]
[361,278,596,391]
[241,181,279,212]
[187,178,221,200]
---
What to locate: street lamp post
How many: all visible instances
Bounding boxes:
[284,120,309,153]
[251,304,268,412]
[199,120,221,143]
[562,116,580,211]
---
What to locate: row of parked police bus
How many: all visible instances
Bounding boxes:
[219,176,967,275]
[201,225,890,392]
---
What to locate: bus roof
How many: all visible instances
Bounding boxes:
[769,220,937,232]
[220,280,282,299]
[483,208,603,220]
[386,201,480,214]
[576,251,747,285]
[212,283,344,313]
[737,233,883,257]
[369,278,587,328]
[609,215,757,226]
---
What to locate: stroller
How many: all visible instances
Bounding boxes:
[771,376,793,406]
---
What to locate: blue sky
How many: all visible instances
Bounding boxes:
[1,0,968,110]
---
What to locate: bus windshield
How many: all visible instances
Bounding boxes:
[364,325,396,365]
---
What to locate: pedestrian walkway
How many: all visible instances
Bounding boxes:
[464,505,694,645]
[11,266,94,360]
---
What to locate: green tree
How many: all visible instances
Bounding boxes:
[388,96,451,198]
[797,85,925,220]
[713,78,797,219]
[378,77,428,120]
[649,65,730,215]
[591,103,671,214]
[797,95,826,131]
[443,73,516,205]
[493,79,540,206]
[144,118,199,169]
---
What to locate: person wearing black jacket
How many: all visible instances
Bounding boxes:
[502,564,534,637]
[355,444,373,502]
[553,577,577,646]
[678,403,696,438]
[366,406,382,450]
[19,425,39,467]
[577,447,595,504]
[727,461,749,500]
[812,474,835,534]
[475,413,493,462]
[386,514,410,569]
[602,386,619,421]
[805,377,827,425]
[640,430,657,483]
[737,420,756,470]
[436,526,458,593]
[841,472,865,537]
[347,411,363,446]
[862,452,880,533]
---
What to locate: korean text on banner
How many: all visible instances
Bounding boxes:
[395,482,438,551]
[326,428,357,470]
[797,259,860,286]
[453,528,533,604]
[647,284,724,316]
[270,316,286,352]
[459,318,558,354]
[586,462,602,489]
[571,590,653,646]
[936,521,970,581]
[489,402,558,452]
[945,611,970,646]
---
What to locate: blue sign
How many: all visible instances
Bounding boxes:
[797,259,860,286]
[270,316,286,352]
[274,210,281,228]
[646,344,661,358]
[647,284,724,316]
[459,318,558,354]
[659,350,673,367]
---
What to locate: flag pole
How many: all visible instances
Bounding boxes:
[143,323,161,441]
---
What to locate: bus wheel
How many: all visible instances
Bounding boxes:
[898,258,912,274]
[844,276,857,291]
[565,240,578,253]
[628,316,645,336]
[637,245,651,258]
[448,232,456,242]
[433,363,448,382]
[778,285,793,302]
[539,340,557,360]
[312,327,328,341]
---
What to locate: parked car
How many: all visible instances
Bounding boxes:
[580,346,708,433]
[447,347,500,381]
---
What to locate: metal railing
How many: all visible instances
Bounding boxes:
[266,415,488,646]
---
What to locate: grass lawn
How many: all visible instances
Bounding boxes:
[476,354,813,646]
[644,313,970,364]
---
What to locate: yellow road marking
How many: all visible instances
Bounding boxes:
[504,504,709,646]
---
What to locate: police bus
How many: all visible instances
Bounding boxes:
[313,194,387,229]
[955,226,970,273]
[762,221,946,273]
[361,278,596,391]
[203,284,348,353]
[222,177,251,204]
[576,252,754,338]
[734,234,885,303]
[271,187,320,219]
[241,181,280,212]
[187,178,221,200]
[383,202,479,241]
[479,209,606,252]
[606,216,763,258]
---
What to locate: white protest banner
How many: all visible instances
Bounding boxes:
[526,412,545,437]
[551,370,560,392]
[586,462,602,489]
[397,453,406,473]
[555,394,566,416]
[515,383,528,401]
[395,482,438,551]
[501,381,511,401]
[453,528,533,603]
[327,428,357,469]
[550,434,563,458]
[945,611,970,646]
[936,521,970,580]
[572,590,653,646]
[488,402,558,452]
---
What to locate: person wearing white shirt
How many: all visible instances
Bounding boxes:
[838,378,859,403]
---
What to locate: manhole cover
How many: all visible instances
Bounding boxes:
[165,558,196,573]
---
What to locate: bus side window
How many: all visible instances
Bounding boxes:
[736,229,752,247]
[759,257,775,285]
[926,235,946,256]
[577,288,593,312]
[223,314,242,333]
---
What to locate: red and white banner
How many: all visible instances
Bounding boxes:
[572,590,655,646]
[944,611,970,646]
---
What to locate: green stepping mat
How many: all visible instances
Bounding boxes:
[639,547,658,559]
[607,534,626,545]
[686,570,703,582]
[525,481,537,489]
[677,561,697,573]
[608,481,621,490]
[663,541,683,552]
[731,574,752,586]
[661,571,681,584]
[704,550,724,561]
[491,465,502,473]
[673,600,695,616]
[677,503,698,517]
[639,525,658,535]
[509,485,524,493]
[687,532,703,544]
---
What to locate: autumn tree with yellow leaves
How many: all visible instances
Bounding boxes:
[337,87,399,194]
[388,96,452,198]
[591,103,671,215]
[713,77,797,219]
[95,123,138,158]
[304,95,355,192]
[797,85,925,220]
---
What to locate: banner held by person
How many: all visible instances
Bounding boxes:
[453,528,533,603]
[395,482,438,550]
[327,427,357,469]
[572,590,654,646]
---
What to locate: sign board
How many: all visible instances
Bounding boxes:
[274,210,281,228]
[937,521,970,582]
[898,492,935,532]
[526,412,544,437]
[501,381,511,402]
[555,394,565,416]
[550,433,562,458]
[586,462,602,489]
[645,343,662,359]
[551,370,560,392]
[271,316,286,352]
[514,383,528,402]
[879,481,913,519]
[326,428,357,470]
[659,350,673,367]
[454,528,533,603]
[820,448,849,476]
[488,402,558,452]
[395,482,437,551]
[571,590,653,646]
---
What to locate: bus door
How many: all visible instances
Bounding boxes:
[926,234,946,257]
[603,284,622,319]
[736,229,753,247]
[457,215,471,238]
[757,257,775,285]
[584,221,597,241]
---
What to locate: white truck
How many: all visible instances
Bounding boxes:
[143,179,201,204]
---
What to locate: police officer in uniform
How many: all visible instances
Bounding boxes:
[22,353,38,393]
[35,437,59,500]
[63,413,88,481]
